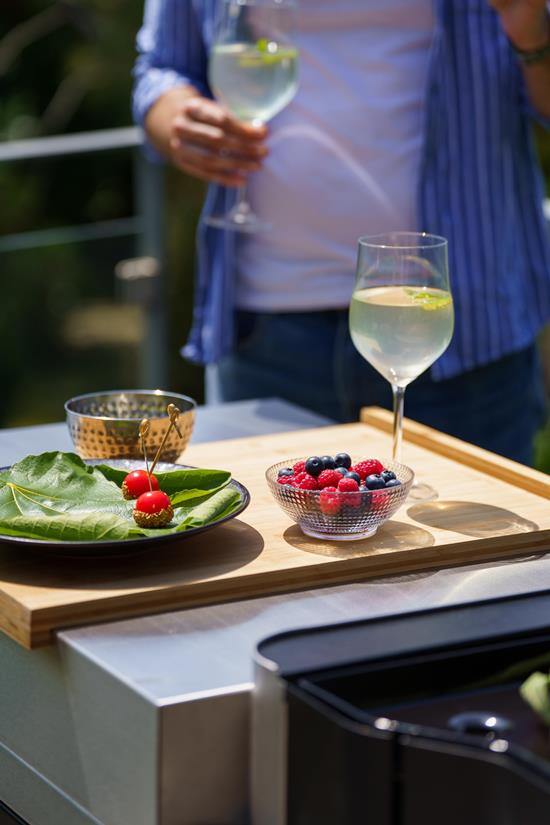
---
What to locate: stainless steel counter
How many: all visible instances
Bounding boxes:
[1,399,550,825]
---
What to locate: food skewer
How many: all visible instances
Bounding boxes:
[149,404,182,475]
[139,418,153,491]
[132,411,175,526]
[121,418,160,499]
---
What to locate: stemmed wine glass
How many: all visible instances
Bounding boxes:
[206,0,298,232]
[349,232,454,499]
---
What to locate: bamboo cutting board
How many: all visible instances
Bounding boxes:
[2,407,550,648]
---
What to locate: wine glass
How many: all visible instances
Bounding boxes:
[349,232,454,500]
[205,0,298,232]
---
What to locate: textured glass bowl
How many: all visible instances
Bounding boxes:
[266,458,414,541]
[65,389,196,461]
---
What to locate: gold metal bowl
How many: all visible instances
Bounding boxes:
[64,390,196,461]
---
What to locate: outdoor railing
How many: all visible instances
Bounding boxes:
[0,127,168,387]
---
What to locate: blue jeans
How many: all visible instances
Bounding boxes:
[208,309,547,465]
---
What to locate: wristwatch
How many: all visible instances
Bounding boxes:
[509,21,550,65]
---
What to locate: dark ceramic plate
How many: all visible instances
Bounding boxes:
[0,460,250,556]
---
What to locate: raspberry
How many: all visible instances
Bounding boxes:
[293,460,307,475]
[277,475,294,485]
[294,471,308,484]
[317,469,343,489]
[372,489,391,511]
[319,486,341,515]
[337,477,359,493]
[352,459,384,480]
[297,475,319,490]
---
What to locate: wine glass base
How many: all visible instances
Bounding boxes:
[204,212,270,233]
[407,482,439,502]
[300,525,378,541]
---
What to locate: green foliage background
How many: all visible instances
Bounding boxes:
[1,2,550,468]
[0,0,205,427]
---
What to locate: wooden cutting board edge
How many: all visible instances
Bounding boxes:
[25,524,550,649]
[361,407,550,499]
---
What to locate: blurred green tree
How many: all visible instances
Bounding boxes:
[0,1,205,427]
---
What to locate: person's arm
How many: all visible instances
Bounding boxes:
[490,0,550,121]
[133,0,267,186]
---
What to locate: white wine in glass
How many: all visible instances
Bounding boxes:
[209,42,298,125]
[349,233,454,498]
[206,0,298,232]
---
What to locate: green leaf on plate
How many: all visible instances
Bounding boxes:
[181,486,241,529]
[0,453,242,543]
[0,512,132,542]
[133,487,242,537]
[96,464,231,503]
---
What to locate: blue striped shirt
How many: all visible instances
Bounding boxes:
[133,0,550,379]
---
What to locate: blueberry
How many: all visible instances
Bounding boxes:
[385,478,401,488]
[359,484,368,492]
[345,471,361,484]
[334,452,352,469]
[381,470,396,483]
[305,456,324,477]
[320,455,336,470]
[365,474,385,490]
[278,468,294,478]
[335,466,348,476]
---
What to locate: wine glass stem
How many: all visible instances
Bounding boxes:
[233,181,252,219]
[391,384,405,462]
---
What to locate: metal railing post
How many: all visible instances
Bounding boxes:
[133,151,168,388]
[0,127,171,390]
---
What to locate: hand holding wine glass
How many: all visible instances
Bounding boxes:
[205,0,299,232]
[349,233,454,499]
[168,94,269,188]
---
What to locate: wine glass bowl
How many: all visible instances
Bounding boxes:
[266,458,414,541]
[209,33,298,126]
[349,233,453,473]
[205,0,298,231]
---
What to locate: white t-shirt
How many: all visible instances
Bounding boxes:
[235,0,434,311]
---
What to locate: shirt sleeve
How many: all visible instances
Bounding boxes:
[132,0,209,135]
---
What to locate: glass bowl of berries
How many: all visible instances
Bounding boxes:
[266,453,414,540]
[65,389,196,461]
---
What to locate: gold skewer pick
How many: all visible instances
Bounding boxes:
[150,404,182,474]
[167,403,183,438]
[139,418,153,490]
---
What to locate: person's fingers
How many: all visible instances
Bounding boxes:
[171,145,247,186]
[172,116,268,161]
[175,159,246,187]
[170,138,262,175]
[167,95,267,185]
[185,97,268,141]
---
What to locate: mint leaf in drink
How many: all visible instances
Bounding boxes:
[233,40,297,67]
[405,288,452,311]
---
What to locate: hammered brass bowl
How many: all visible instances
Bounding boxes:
[65,390,196,461]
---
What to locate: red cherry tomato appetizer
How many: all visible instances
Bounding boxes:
[133,490,173,528]
[122,469,159,500]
